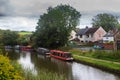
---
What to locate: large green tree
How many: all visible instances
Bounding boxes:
[92,13,119,31]
[32,4,81,48]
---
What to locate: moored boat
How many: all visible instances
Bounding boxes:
[36,47,50,55]
[20,46,33,51]
[50,50,73,61]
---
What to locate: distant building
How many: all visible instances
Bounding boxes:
[76,26,106,43]
[103,30,120,43]
[103,32,114,43]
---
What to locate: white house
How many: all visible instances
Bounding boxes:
[103,30,120,43]
[69,30,77,41]
[103,33,114,43]
[76,26,106,43]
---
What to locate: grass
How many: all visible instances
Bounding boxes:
[18,31,33,35]
[73,55,120,71]
[22,69,66,80]
[69,49,120,74]
[69,49,120,62]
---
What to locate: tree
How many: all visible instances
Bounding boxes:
[1,30,19,46]
[32,4,81,48]
[92,13,119,31]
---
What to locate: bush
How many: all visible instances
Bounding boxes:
[57,46,72,51]
[0,55,23,80]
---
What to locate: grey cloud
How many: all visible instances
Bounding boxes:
[0,0,120,17]
[0,0,12,16]
[0,17,38,31]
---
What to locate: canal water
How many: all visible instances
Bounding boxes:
[3,49,120,80]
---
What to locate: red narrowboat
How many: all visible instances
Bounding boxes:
[20,46,33,51]
[50,50,73,61]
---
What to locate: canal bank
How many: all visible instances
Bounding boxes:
[73,55,120,76]
[2,49,120,80]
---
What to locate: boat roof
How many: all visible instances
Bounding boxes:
[50,50,70,54]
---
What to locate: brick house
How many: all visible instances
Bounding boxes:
[76,26,106,43]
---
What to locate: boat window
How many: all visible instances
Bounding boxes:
[64,53,72,58]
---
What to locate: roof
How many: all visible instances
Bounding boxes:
[104,33,113,37]
[50,50,70,54]
[85,27,98,34]
[76,27,99,35]
[104,30,119,37]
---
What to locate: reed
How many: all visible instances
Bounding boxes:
[22,68,66,80]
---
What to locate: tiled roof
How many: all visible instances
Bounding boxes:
[85,27,98,34]
[103,33,113,37]
[76,27,99,35]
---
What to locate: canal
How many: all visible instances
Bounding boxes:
[4,49,120,80]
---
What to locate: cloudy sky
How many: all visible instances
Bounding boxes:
[0,0,120,31]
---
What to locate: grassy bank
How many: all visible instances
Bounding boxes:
[70,49,120,62]
[69,49,120,75]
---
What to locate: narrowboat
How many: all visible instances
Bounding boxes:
[20,46,33,51]
[50,50,73,61]
[36,47,50,55]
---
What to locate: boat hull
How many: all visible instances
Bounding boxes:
[50,54,73,61]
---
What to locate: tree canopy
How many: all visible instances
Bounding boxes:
[0,30,19,46]
[92,13,119,31]
[32,4,81,48]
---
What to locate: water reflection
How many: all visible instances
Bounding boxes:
[4,49,120,80]
[72,62,120,80]
[18,51,37,74]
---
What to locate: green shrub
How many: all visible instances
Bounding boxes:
[57,46,72,51]
[0,55,23,80]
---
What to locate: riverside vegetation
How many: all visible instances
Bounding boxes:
[0,55,23,80]
[69,49,120,75]
[0,52,66,80]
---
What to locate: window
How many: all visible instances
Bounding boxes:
[81,41,83,43]
[85,41,88,43]
[106,37,108,39]
[80,35,82,38]
[86,35,89,38]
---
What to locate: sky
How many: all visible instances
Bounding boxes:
[0,0,120,31]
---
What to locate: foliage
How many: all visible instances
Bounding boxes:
[70,49,120,62]
[22,69,66,80]
[0,30,19,46]
[0,55,23,80]
[92,13,119,31]
[18,31,32,36]
[32,4,81,48]
[17,31,33,46]
[73,55,120,71]
[57,46,72,51]
[18,35,30,46]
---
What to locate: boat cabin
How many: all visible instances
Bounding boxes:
[20,46,33,51]
[50,50,73,61]
[37,47,50,55]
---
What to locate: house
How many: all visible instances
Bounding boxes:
[102,30,120,50]
[103,32,114,43]
[103,30,120,43]
[76,26,106,43]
